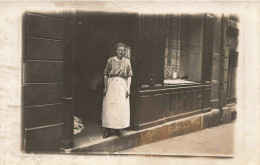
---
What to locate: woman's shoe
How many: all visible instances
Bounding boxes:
[115,129,122,137]
[103,129,111,139]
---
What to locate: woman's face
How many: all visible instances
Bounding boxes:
[116,46,125,58]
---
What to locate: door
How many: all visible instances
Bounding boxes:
[22,11,74,152]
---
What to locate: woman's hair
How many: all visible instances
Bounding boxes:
[115,43,126,50]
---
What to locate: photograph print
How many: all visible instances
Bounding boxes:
[21,3,239,156]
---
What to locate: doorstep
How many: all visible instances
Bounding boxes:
[61,110,224,154]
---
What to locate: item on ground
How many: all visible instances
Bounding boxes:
[74,116,84,134]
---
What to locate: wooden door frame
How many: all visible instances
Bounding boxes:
[61,11,76,150]
[65,11,139,147]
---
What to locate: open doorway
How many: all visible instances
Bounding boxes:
[73,11,136,148]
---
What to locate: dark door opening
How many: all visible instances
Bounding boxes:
[73,11,136,147]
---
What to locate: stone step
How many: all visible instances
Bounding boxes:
[60,107,237,154]
[61,110,222,154]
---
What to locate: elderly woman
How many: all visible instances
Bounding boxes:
[102,43,133,138]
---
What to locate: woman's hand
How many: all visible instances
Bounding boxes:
[126,77,131,98]
[103,76,108,97]
[126,89,130,98]
[103,88,107,97]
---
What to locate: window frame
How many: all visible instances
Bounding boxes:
[163,14,205,85]
[136,13,214,91]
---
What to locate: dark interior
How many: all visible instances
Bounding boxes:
[74,11,136,122]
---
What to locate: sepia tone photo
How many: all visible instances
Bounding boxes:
[21,7,238,155]
[1,1,260,164]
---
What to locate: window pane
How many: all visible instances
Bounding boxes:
[164,14,203,84]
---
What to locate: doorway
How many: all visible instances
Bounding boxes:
[73,11,136,147]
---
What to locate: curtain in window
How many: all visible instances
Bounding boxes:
[164,15,190,80]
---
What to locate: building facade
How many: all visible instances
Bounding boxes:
[22,11,238,152]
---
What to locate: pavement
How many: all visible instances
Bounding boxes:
[117,122,235,157]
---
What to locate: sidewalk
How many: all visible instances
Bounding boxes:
[117,122,235,157]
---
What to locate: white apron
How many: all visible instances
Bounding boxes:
[102,77,130,129]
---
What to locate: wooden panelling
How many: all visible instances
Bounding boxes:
[189,15,203,42]
[191,90,197,111]
[23,11,66,153]
[25,125,63,152]
[135,85,208,130]
[26,13,63,39]
[177,91,185,114]
[140,39,155,85]
[62,13,74,98]
[62,98,74,149]
[24,61,63,83]
[141,39,156,56]
[153,94,164,120]
[187,15,203,82]
[189,17,203,41]
[197,89,202,109]
[142,15,157,41]
[138,95,151,123]
[212,16,222,55]
[187,53,202,81]
[202,14,214,83]
[133,14,218,130]
[203,88,211,108]
[154,41,165,85]
[25,104,63,128]
[156,15,167,42]
[138,14,166,87]
[184,91,191,112]
[170,92,178,115]
[188,44,203,54]
[163,93,171,115]
[26,37,63,60]
[25,83,63,106]
[61,12,74,149]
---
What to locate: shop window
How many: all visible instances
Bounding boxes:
[164,15,203,84]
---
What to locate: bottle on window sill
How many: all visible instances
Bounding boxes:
[173,71,177,79]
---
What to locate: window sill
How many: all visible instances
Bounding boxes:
[163,79,202,89]
[137,80,203,93]
[164,79,197,84]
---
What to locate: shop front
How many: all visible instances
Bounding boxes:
[22,10,238,153]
